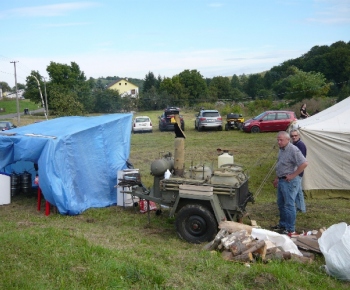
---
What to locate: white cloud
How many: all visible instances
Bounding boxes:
[1,46,306,87]
[207,3,224,8]
[43,22,92,27]
[308,0,350,24]
[0,2,99,18]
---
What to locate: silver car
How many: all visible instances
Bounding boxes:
[195,110,223,131]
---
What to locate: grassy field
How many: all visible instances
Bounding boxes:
[1,109,350,289]
[0,98,40,116]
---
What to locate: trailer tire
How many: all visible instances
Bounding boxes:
[175,204,218,243]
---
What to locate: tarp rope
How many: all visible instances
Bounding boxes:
[247,143,278,200]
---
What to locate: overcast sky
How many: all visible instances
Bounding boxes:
[1,0,349,88]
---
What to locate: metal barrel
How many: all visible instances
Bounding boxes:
[20,171,32,194]
[10,173,20,196]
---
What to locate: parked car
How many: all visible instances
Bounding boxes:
[158,107,185,131]
[0,121,16,131]
[242,110,297,133]
[195,109,223,131]
[132,116,152,133]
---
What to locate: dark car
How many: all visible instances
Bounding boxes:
[242,110,297,133]
[159,107,185,131]
[0,121,16,131]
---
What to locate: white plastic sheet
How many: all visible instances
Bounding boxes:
[251,228,303,256]
[319,222,350,281]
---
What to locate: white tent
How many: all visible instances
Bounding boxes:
[295,97,350,198]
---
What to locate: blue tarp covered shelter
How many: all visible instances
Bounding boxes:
[0,114,132,214]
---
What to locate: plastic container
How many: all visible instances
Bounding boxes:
[218,152,234,168]
[0,172,11,205]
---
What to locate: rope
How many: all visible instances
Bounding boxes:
[245,143,278,200]
[254,160,277,199]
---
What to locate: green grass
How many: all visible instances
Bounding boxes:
[0,98,41,116]
[1,109,350,289]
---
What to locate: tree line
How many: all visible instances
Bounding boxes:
[1,40,349,115]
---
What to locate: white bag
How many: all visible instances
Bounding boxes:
[318,222,350,281]
[164,169,171,179]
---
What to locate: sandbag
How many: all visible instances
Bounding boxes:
[318,222,350,281]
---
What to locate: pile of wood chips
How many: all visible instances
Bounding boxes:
[203,221,316,264]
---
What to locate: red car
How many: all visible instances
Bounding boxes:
[242,110,297,133]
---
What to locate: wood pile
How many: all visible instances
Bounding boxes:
[203,221,314,264]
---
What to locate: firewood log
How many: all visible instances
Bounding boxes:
[219,221,253,234]
[222,250,234,261]
[203,229,227,251]
[221,230,253,249]
[241,240,266,255]
[233,252,254,263]
[229,240,249,256]
[265,251,291,261]
[290,253,313,264]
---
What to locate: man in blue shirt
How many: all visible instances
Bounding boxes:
[272,131,308,236]
[290,129,307,213]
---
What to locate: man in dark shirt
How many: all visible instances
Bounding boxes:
[290,129,307,213]
[272,131,308,236]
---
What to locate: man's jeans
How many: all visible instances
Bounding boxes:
[295,176,306,213]
[277,178,299,232]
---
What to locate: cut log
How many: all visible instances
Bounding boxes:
[203,229,227,251]
[253,242,267,260]
[242,240,266,255]
[290,253,313,264]
[250,220,258,227]
[299,250,315,261]
[233,252,254,263]
[229,240,249,256]
[222,250,234,261]
[266,246,284,256]
[265,251,291,261]
[219,221,253,234]
[221,230,253,249]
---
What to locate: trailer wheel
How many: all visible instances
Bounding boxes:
[175,204,218,243]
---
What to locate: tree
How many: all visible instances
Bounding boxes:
[230,74,241,90]
[285,67,330,102]
[143,71,158,94]
[178,69,208,105]
[244,73,264,99]
[159,76,188,106]
[0,82,11,92]
[263,71,280,89]
[93,88,121,113]
[46,61,93,113]
[49,85,84,116]
[209,76,233,101]
[24,71,46,104]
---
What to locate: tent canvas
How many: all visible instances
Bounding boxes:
[0,114,133,214]
[295,97,350,198]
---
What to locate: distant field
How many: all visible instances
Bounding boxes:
[0,98,41,115]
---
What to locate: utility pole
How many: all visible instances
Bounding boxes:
[10,61,20,125]
[32,75,48,120]
[43,77,49,117]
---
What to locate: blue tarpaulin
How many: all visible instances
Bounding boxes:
[0,114,132,215]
